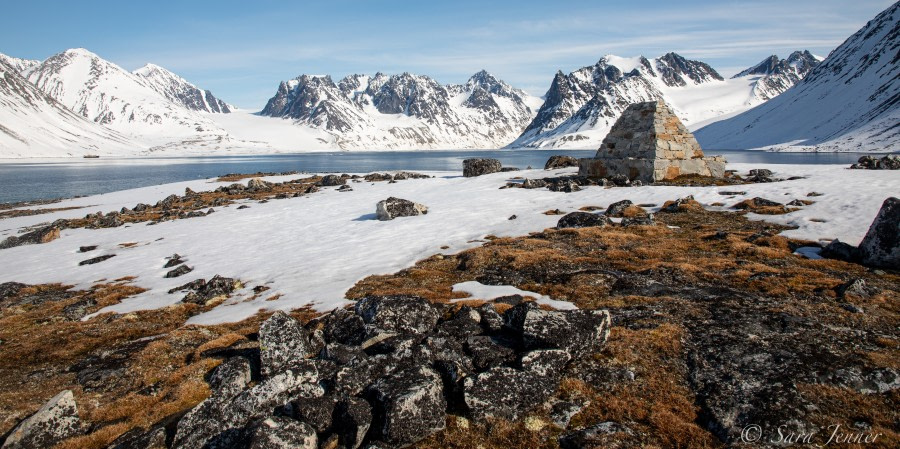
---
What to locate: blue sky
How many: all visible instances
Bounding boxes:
[1,0,893,108]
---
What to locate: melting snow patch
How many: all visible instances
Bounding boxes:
[451,281,577,310]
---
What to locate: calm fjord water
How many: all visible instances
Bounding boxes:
[0,150,874,204]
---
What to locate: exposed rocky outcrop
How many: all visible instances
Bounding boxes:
[165,296,610,448]
[544,155,579,170]
[0,226,60,250]
[463,158,502,177]
[579,100,726,183]
[1,390,81,449]
[851,155,900,170]
[375,198,428,221]
[556,212,611,229]
[858,197,899,269]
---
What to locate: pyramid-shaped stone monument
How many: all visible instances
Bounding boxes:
[578,100,726,183]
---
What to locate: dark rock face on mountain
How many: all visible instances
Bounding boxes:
[511,52,723,148]
[133,64,233,113]
[655,52,723,86]
[734,51,822,100]
[164,297,610,448]
[259,70,538,149]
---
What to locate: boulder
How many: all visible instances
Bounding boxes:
[78,254,116,265]
[165,265,193,278]
[375,197,428,221]
[850,155,900,170]
[820,239,860,262]
[463,158,502,177]
[181,275,239,304]
[332,397,373,449]
[857,197,899,269]
[365,366,446,446]
[463,366,557,420]
[208,357,252,399]
[247,178,273,191]
[319,174,347,186]
[544,155,579,170]
[259,311,317,376]
[248,417,317,449]
[285,395,337,434]
[354,295,440,336]
[556,212,611,229]
[503,302,611,358]
[521,178,548,189]
[173,364,322,449]
[0,226,60,250]
[604,199,634,217]
[1,390,81,449]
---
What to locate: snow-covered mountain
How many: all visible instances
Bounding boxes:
[25,48,229,146]
[0,54,40,75]
[0,57,139,157]
[695,3,899,152]
[259,70,542,149]
[734,51,822,100]
[133,63,233,113]
[510,51,820,148]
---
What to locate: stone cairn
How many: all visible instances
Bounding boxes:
[578,100,726,183]
[164,296,610,449]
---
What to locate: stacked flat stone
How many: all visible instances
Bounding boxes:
[578,100,726,183]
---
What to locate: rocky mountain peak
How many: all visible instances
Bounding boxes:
[655,52,724,86]
[132,62,233,113]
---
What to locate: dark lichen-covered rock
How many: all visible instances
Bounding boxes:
[208,357,252,399]
[463,366,557,421]
[820,239,860,262]
[1,390,82,449]
[259,311,317,376]
[247,417,317,449]
[556,212,611,229]
[318,174,347,187]
[0,226,60,250]
[604,199,634,217]
[365,366,446,446]
[375,197,428,221]
[503,302,611,358]
[858,197,899,269]
[181,275,240,304]
[354,295,440,335]
[332,397,373,449]
[544,155,579,170]
[78,254,116,266]
[173,364,322,449]
[850,155,900,170]
[463,158,502,177]
[165,264,193,278]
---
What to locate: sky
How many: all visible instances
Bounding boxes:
[1,0,894,109]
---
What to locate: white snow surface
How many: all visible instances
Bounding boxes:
[0,164,896,325]
[451,281,577,310]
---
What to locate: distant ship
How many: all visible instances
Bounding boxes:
[83,154,100,158]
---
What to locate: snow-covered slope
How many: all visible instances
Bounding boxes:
[695,3,899,152]
[25,49,229,147]
[0,54,40,75]
[259,70,541,149]
[0,58,140,157]
[511,52,820,149]
[133,63,233,113]
[1,164,895,323]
